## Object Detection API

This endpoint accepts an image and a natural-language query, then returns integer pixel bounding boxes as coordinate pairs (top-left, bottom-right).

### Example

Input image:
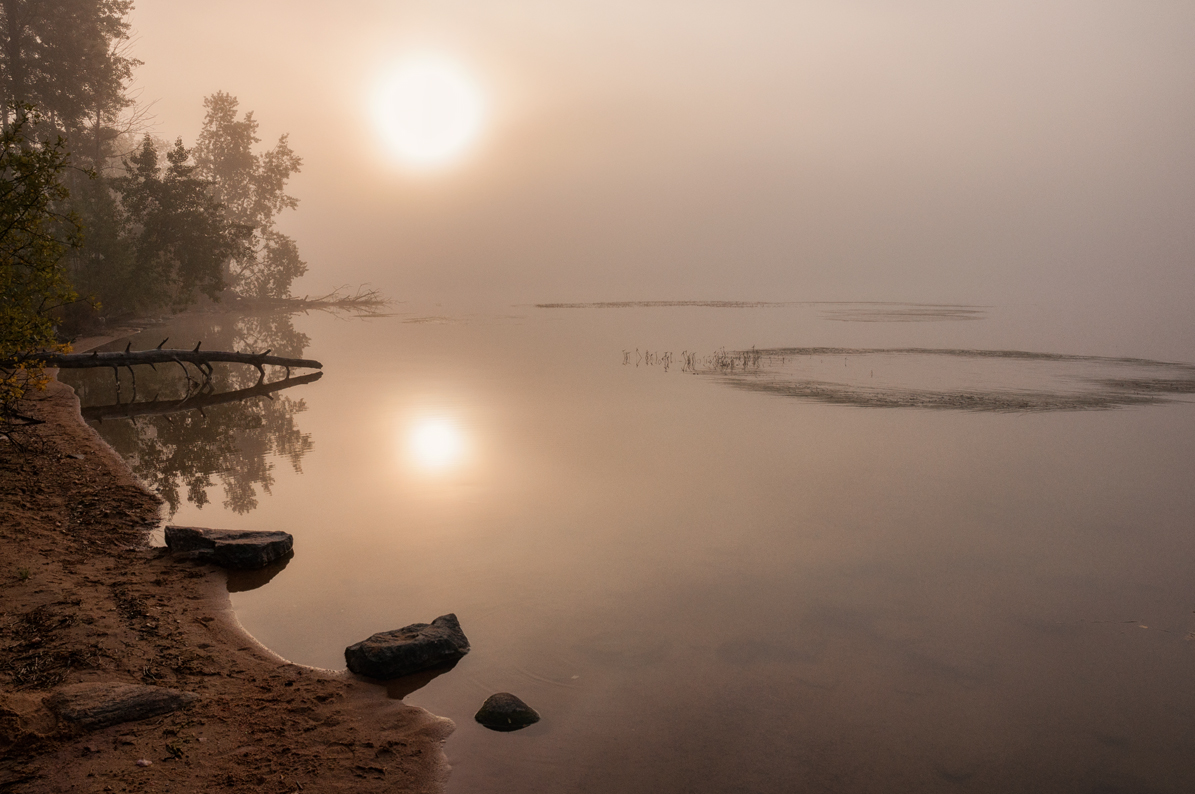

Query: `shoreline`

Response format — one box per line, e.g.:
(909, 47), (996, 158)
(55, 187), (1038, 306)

(0, 377), (453, 792)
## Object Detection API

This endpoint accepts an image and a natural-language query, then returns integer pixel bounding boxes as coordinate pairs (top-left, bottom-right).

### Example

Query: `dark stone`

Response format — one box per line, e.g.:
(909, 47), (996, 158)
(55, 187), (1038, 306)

(345, 614), (470, 680)
(165, 525), (293, 570)
(474, 692), (540, 732)
(47, 683), (197, 730)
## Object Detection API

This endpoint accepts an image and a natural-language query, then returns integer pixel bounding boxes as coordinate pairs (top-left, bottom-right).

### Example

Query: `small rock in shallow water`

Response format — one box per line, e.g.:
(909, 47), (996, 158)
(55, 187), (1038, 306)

(165, 525), (293, 569)
(475, 693), (540, 732)
(345, 614), (470, 680)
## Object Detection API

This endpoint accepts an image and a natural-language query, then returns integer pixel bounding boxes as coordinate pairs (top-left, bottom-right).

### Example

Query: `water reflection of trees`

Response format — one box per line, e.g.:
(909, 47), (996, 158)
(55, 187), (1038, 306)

(63, 312), (317, 516)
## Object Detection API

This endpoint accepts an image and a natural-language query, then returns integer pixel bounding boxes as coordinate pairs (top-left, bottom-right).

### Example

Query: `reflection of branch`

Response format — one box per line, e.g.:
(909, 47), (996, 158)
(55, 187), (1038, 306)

(82, 372), (323, 422)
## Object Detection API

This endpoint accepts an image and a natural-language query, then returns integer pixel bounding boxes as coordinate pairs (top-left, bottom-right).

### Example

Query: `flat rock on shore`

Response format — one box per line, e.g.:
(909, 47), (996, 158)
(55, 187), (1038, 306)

(346, 614), (470, 680)
(46, 682), (197, 730)
(165, 525), (293, 569)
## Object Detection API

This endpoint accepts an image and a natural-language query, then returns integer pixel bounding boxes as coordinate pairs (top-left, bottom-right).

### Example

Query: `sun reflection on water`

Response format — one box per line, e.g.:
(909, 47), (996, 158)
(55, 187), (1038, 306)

(407, 417), (468, 472)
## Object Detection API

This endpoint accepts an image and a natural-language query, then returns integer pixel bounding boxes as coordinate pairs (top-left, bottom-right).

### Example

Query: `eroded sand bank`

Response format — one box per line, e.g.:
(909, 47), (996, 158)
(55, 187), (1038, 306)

(0, 378), (453, 793)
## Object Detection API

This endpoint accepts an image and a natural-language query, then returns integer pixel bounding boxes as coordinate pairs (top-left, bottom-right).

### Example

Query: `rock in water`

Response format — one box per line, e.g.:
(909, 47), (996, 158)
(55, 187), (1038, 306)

(165, 525), (293, 569)
(47, 683), (197, 730)
(475, 693), (540, 732)
(345, 614), (470, 680)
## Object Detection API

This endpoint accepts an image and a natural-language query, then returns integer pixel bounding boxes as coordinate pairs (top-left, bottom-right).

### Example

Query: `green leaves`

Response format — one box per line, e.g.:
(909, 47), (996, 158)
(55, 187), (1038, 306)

(0, 108), (80, 423)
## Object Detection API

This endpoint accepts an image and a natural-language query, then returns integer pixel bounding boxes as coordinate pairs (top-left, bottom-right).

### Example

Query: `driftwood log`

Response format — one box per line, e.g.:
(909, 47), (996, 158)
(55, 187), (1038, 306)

(82, 371), (322, 422)
(47, 682), (198, 730)
(3, 341), (323, 404)
(16, 346), (322, 374)
(5, 340), (320, 392)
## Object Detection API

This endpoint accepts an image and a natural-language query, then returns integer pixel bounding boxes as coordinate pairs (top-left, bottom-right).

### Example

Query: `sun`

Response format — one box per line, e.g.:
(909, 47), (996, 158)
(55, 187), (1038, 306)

(373, 57), (485, 169)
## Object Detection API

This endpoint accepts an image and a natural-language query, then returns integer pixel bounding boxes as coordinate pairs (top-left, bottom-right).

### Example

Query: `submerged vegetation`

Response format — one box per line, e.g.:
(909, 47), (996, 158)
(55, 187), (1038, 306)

(632, 345), (1195, 412)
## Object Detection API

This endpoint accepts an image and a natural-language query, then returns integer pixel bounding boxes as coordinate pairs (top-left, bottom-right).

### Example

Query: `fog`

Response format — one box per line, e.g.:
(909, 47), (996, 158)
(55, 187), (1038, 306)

(129, 1), (1195, 314)
(47, 7), (1195, 789)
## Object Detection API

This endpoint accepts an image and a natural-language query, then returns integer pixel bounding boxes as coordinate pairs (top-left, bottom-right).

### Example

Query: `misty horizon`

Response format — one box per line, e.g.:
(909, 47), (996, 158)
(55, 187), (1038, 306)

(122, 1), (1195, 320)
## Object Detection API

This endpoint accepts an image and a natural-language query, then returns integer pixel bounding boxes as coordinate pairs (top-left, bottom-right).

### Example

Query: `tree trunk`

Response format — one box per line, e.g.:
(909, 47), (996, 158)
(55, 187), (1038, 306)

(13, 348), (322, 372)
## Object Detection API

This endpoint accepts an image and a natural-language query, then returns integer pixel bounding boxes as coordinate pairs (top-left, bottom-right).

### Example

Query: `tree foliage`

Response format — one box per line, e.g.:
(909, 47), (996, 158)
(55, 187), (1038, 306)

(65, 94), (309, 319)
(194, 92), (305, 299)
(118, 136), (253, 310)
(0, 108), (78, 425)
(0, 0), (140, 165)
(68, 135), (254, 315)
(0, 4), (312, 325)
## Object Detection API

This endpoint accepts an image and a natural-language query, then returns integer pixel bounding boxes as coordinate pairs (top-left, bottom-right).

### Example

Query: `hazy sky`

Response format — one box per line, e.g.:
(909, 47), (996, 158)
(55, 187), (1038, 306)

(128, 1), (1195, 308)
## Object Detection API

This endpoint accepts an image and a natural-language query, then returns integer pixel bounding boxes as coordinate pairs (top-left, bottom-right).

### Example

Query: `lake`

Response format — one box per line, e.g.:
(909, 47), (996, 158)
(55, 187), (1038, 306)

(63, 301), (1195, 793)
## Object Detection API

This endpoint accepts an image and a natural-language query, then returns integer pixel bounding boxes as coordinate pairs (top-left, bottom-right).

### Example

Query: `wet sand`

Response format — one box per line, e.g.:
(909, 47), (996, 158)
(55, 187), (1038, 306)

(0, 377), (452, 793)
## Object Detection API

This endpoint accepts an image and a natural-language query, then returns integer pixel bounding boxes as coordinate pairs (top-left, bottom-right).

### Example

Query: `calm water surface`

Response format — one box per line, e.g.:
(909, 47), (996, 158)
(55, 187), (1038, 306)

(65, 303), (1195, 793)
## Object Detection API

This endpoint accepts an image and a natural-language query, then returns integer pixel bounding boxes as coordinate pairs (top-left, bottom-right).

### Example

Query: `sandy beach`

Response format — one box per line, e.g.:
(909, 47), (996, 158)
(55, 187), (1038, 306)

(0, 376), (453, 793)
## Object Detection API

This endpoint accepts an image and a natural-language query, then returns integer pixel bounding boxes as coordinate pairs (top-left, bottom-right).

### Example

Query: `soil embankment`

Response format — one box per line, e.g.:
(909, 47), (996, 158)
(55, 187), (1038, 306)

(0, 378), (452, 793)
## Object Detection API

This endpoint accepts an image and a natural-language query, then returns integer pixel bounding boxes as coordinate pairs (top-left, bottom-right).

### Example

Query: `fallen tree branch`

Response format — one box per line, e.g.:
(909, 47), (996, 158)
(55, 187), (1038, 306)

(82, 371), (323, 422)
(7, 347), (322, 372)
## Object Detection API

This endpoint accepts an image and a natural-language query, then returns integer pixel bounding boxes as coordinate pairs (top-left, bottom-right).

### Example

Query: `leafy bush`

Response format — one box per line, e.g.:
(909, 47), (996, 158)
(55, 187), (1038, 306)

(0, 108), (80, 429)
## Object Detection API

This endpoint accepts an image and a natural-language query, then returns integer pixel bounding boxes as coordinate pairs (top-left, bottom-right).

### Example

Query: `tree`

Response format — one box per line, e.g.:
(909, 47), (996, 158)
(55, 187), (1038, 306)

(0, 0), (140, 165)
(62, 158), (129, 311)
(96, 135), (252, 313)
(193, 92), (305, 299)
(0, 107), (79, 427)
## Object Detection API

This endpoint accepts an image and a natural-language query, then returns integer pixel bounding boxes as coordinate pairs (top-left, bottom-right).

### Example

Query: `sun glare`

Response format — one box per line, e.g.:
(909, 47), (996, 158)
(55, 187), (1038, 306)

(408, 418), (467, 471)
(374, 57), (484, 169)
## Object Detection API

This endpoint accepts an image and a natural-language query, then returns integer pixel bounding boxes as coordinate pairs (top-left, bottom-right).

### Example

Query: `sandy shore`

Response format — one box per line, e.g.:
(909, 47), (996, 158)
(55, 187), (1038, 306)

(0, 377), (453, 792)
